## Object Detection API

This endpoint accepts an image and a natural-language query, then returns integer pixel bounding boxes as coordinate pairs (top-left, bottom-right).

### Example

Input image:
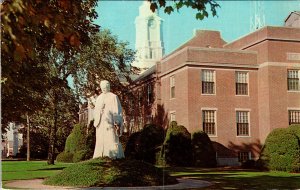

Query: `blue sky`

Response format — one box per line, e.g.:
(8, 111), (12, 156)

(95, 1), (300, 55)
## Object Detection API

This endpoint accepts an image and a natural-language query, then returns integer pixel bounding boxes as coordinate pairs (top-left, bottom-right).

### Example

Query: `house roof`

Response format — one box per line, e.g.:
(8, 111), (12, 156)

(285, 11), (300, 22)
(132, 65), (156, 82)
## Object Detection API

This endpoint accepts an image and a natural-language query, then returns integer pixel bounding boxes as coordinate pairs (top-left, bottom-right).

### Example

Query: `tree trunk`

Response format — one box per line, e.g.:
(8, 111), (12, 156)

(47, 100), (58, 165)
(26, 114), (30, 161)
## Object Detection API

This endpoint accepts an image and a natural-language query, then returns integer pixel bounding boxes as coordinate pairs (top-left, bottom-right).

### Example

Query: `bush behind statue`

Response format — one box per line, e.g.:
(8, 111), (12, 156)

(260, 127), (300, 172)
(125, 124), (164, 164)
(159, 121), (193, 166)
(192, 131), (217, 167)
(56, 122), (95, 163)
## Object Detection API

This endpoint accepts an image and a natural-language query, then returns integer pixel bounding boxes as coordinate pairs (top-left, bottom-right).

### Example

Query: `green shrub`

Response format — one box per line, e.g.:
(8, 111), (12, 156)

(125, 124), (165, 164)
(73, 150), (90, 163)
(57, 122), (95, 163)
(56, 152), (74, 163)
(261, 128), (300, 172)
(159, 121), (192, 166)
(124, 132), (141, 159)
(289, 124), (300, 138)
(64, 124), (86, 154)
(192, 131), (216, 167)
(45, 157), (177, 187)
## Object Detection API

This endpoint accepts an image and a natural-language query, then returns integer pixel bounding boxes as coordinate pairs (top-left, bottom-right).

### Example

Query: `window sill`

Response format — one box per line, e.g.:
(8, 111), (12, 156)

(235, 94), (249, 97)
(236, 135), (251, 138)
(201, 93), (216, 96)
(208, 135), (218, 138)
(170, 98), (176, 100)
(287, 90), (300, 93)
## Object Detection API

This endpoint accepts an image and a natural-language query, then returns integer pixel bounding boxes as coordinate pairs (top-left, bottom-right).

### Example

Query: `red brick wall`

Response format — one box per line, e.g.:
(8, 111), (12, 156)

(160, 67), (189, 128)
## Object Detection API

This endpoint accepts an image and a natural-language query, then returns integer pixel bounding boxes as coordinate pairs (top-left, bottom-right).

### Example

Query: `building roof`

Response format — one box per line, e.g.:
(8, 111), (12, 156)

(224, 26), (300, 50)
(285, 11), (300, 22)
(162, 30), (226, 61)
(133, 65), (156, 82)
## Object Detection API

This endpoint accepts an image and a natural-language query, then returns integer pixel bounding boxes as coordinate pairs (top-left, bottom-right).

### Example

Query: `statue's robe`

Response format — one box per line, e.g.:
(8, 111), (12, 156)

(93, 92), (124, 159)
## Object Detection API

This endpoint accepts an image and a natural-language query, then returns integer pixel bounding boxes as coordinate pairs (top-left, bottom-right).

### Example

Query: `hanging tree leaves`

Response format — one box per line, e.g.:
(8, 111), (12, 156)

(148, 0), (220, 20)
(1, 0), (99, 127)
(73, 30), (136, 99)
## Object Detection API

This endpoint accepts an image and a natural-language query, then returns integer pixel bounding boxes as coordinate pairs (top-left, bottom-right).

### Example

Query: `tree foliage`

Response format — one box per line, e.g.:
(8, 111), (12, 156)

(148, 0), (220, 20)
(1, 0), (99, 128)
(73, 30), (136, 98)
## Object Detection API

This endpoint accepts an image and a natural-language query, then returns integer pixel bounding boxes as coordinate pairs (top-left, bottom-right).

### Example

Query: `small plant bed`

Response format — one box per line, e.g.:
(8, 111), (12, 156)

(44, 157), (177, 187)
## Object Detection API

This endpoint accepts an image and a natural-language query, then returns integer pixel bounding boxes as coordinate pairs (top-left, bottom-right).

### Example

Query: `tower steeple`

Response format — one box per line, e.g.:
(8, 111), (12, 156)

(132, 1), (164, 73)
(250, 1), (266, 32)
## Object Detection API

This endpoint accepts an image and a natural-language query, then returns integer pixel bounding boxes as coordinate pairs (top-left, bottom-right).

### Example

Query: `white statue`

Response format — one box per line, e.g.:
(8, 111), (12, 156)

(92, 80), (125, 159)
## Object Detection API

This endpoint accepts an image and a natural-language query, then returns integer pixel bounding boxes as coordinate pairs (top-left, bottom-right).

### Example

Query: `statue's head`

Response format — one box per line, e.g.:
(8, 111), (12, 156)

(100, 80), (110, 94)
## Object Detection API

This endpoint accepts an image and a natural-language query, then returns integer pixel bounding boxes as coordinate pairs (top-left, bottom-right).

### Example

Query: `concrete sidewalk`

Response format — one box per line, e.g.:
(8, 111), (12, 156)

(4, 178), (212, 190)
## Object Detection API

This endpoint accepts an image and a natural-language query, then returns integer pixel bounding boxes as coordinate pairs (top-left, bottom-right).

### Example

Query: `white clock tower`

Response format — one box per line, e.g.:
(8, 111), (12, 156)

(132, 1), (164, 73)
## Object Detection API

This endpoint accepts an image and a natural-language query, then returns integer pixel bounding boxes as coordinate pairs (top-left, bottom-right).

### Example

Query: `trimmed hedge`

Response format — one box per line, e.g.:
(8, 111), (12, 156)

(289, 124), (300, 138)
(45, 157), (177, 187)
(56, 152), (74, 163)
(65, 124), (86, 153)
(192, 131), (216, 167)
(56, 122), (95, 163)
(125, 124), (164, 164)
(159, 121), (192, 166)
(260, 128), (300, 172)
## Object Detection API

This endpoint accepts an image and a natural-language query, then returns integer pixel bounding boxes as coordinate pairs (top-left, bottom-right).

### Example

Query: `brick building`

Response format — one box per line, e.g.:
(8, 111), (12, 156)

(79, 11), (300, 166)
(131, 14), (300, 165)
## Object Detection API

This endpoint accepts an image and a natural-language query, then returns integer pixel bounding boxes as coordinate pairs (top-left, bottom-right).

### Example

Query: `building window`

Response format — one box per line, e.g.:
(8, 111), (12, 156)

(289, 110), (300, 125)
(202, 70), (215, 94)
(236, 111), (249, 136)
(170, 112), (176, 122)
(147, 84), (152, 105)
(202, 110), (216, 135)
(236, 71), (248, 95)
(170, 76), (175, 98)
(238, 152), (250, 162)
(288, 70), (299, 91)
(138, 90), (142, 107)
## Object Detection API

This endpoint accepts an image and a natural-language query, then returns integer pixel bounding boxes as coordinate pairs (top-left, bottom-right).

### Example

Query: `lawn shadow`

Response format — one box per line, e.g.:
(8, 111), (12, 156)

(33, 167), (67, 171)
(167, 168), (300, 190)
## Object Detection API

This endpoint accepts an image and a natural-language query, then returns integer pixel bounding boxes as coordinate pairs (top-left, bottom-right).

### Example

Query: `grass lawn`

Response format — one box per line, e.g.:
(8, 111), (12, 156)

(167, 167), (300, 189)
(2, 160), (73, 182)
(2, 161), (300, 189)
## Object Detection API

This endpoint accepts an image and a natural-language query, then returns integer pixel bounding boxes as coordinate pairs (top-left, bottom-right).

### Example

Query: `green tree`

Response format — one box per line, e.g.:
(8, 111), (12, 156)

(148, 0), (219, 20)
(73, 30), (136, 120)
(1, 0), (99, 130)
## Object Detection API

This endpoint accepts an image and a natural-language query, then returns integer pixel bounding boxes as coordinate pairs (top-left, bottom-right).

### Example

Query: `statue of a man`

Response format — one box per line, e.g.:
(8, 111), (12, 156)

(92, 80), (125, 159)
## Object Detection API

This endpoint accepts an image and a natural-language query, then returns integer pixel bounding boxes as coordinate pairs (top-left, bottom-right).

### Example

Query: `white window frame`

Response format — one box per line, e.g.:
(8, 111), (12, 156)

(170, 111), (176, 122)
(201, 69), (216, 95)
(287, 69), (300, 92)
(235, 108), (251, 137)
(288, 108), (300, 125)
(170, 75), (175, 99)
(235, 71), (249, 96)
(201, 108), (217, 137)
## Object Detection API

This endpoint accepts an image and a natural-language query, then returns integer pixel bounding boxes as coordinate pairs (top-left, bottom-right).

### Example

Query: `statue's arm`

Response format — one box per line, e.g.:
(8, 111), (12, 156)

(93, 95), (102, 127)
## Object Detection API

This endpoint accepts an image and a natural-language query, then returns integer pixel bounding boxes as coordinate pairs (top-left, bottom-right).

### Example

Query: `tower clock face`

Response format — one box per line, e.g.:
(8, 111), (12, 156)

(148, 19), (156, 28)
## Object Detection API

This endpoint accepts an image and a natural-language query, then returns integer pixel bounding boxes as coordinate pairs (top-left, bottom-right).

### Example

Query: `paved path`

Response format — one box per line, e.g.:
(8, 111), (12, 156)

(4, 178), (212, 190)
